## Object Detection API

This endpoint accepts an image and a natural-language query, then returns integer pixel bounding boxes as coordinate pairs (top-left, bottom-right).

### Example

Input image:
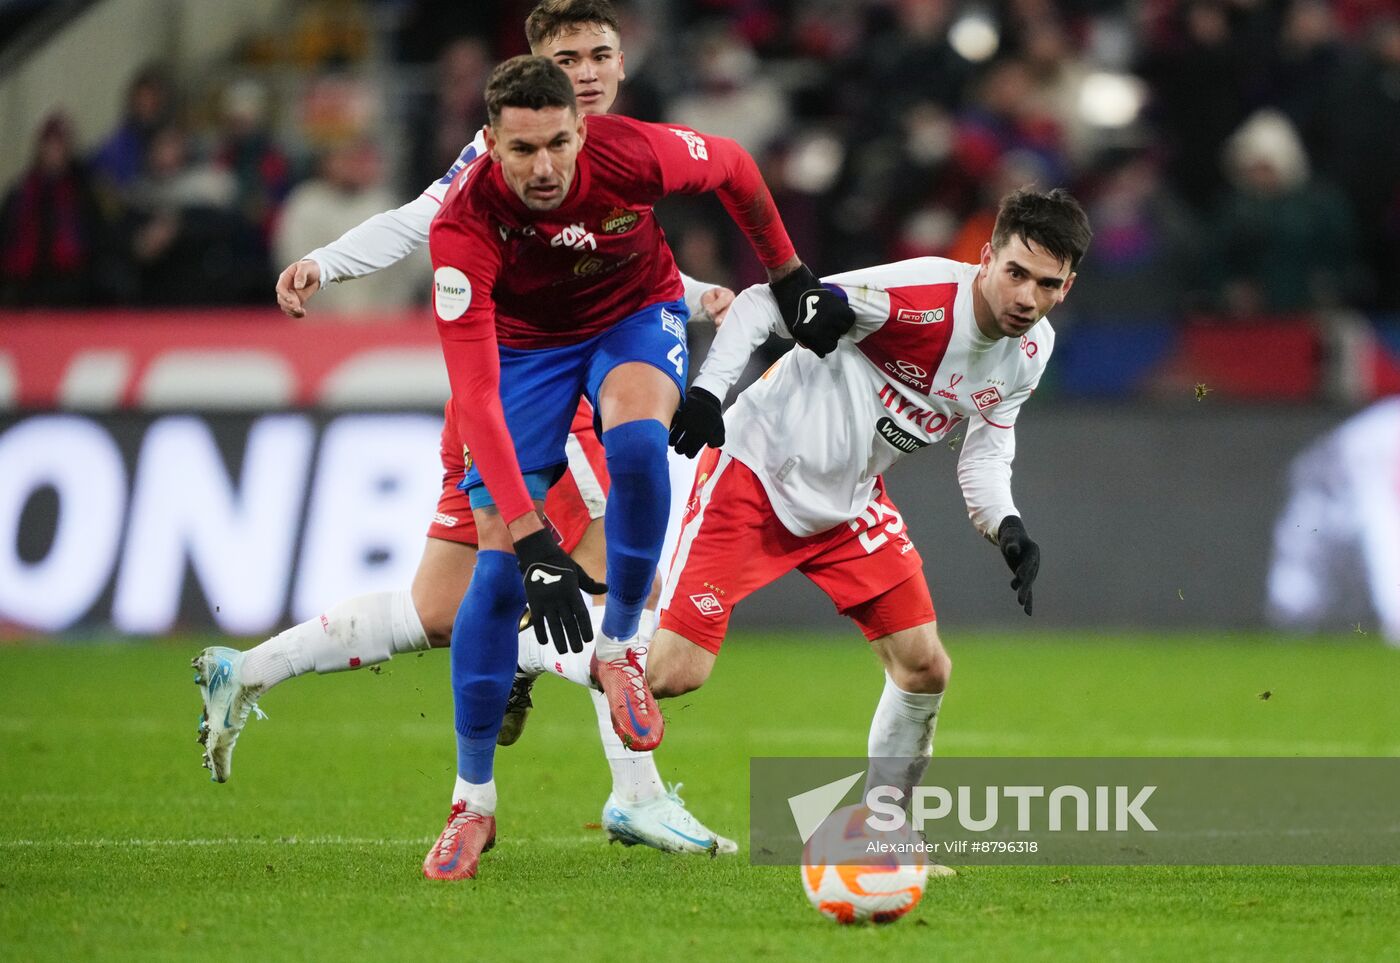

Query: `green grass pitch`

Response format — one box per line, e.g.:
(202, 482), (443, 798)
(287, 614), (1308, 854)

(2, 632), (1397, 961)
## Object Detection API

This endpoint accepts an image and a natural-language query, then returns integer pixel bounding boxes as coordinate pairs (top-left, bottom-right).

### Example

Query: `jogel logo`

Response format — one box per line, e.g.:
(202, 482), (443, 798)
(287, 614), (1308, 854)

(601, 206), (639, 234)
(895, 307), (945, 325)
(875, 417), (928, 453)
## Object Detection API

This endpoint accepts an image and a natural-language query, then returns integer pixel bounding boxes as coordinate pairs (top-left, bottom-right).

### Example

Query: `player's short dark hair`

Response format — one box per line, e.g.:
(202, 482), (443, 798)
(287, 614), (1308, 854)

(991, 188), (1093, 271)
(525, 0), (620, 49)
(484, 55), (577, 125)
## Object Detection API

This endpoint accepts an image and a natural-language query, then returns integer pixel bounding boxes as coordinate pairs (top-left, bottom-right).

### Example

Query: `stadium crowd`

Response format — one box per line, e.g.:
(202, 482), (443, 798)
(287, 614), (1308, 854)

(3, 0), (1399, 317)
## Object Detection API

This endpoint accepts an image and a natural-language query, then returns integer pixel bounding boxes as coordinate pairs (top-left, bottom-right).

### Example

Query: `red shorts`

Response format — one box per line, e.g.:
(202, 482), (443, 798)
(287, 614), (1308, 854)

(427, 398), (609, 552)
(658, 449), (934, 653)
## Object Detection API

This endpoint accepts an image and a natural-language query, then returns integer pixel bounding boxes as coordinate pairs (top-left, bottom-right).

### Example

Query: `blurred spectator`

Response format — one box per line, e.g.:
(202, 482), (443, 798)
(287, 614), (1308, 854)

(667, 24), (789, 156)
(1138, 1), (1252, 212)
(956, 57), (1070, 190)
(1320, 16), (1400, 309)
(298, 74), (383, 152)
(1210, 109), (1359, 315)
(91, 64), (175, 192)
(406, 37), (491, 194)
(0, 114), (112, 307)
(287, 0), (373, 68)
(116, 125), (263, 305)
(1018, 16), (1097, 168)
(1067, 150), (1203, 317)
(940, 149), (1054, 265)
(858, 0), (975, 132)
(273, 138), (427, 316)
(395, 0), (533, 64)
(212, 78), (292, 253)
(610, 5), (665, 122)
(1266, 0), (1345, 168)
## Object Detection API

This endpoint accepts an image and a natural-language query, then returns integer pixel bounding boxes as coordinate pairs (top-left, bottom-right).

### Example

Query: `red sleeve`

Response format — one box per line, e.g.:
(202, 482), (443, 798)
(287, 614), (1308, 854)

(429, 212), (535, 526)
(638, 121), (796, 270)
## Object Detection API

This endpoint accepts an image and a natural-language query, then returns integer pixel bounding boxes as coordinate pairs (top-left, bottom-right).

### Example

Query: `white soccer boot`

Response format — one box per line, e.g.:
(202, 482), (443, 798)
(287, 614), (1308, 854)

(192, 646), (266, 783)
(602, 783), (738, 857)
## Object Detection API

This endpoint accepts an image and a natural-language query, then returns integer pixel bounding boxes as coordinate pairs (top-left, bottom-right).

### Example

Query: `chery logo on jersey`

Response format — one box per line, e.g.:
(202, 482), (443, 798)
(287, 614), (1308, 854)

(972, 386), (1002, 411)
(690, 592), (724, 617)
(858, 282), (958, 396)
(895, 307), (945, 325)
(892, 360), (928, 380)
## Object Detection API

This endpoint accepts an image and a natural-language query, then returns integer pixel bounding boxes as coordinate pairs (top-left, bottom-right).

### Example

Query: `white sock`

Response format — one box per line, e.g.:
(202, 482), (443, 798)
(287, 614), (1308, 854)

(866, 673), (943, 800)
(595, 600), (660, 661)
(452, 776), (497, 815)
(240, 590), (429, 690)
(590, 676), (664, 803)
(638, 607), (659, 643)
(517, 604), (602, 686)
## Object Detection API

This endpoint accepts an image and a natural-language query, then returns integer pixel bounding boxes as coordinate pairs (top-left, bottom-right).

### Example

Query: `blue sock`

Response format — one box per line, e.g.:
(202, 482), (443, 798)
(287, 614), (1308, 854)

(600, 419), (671, 641)
(451, 549), (525, 783)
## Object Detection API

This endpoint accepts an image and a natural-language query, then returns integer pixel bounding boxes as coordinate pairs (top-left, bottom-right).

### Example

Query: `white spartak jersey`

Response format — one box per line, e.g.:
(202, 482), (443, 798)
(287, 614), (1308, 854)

(301, 129), (718, 310)
(690, 257), (1054, 539)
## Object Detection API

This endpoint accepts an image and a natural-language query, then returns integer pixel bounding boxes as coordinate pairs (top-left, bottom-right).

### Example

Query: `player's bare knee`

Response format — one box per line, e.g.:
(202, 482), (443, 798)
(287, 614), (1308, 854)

(646, 629), (713, 698)
(410, 587), (457, 649)
(878, 624), (951, 693)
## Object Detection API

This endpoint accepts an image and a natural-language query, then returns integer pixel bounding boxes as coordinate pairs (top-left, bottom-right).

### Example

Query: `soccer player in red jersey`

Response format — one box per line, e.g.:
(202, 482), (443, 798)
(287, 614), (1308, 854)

(421, 55), (848, 879)
(197, 1), (744, 861)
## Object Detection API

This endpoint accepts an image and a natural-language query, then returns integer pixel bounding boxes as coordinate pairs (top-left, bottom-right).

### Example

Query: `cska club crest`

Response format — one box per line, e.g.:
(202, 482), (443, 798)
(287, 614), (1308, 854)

(600, 206), (640, 234)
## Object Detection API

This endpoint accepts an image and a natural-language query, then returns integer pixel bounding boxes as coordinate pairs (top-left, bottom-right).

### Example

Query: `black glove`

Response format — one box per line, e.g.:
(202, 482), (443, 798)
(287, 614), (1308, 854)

(997, 515), (1040, 616)
(669, 385), (725, 458)
(514, 528), (607, 654)
(769, 264), (855, 358)
(769, 262), (822, 330)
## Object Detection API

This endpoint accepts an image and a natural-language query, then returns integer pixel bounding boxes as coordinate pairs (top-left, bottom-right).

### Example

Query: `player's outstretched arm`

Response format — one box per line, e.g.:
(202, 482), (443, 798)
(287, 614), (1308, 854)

(671, 283), (794, 457)
(275, 193), (442, 316)
(641, 121), (854, 351)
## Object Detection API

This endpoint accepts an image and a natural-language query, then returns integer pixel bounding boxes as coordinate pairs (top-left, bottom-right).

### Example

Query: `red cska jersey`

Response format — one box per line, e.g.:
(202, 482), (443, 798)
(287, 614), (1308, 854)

(430, 114), (793, 348)
(427, 113), (797, 524)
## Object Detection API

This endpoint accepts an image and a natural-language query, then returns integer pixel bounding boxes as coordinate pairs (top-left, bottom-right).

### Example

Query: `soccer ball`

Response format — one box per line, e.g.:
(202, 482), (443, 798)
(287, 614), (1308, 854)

(800, 804), (929, 925)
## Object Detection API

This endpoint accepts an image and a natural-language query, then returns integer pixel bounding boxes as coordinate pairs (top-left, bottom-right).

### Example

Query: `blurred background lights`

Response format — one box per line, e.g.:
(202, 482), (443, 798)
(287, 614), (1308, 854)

(948, 10), (1000, 63)
(1078, 71), (1147, 128)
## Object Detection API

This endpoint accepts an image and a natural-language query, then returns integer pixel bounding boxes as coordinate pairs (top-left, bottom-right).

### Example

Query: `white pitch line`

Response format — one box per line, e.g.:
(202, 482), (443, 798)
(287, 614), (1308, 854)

(1, 715), (1393, 755)
(0, 834), (604, 849)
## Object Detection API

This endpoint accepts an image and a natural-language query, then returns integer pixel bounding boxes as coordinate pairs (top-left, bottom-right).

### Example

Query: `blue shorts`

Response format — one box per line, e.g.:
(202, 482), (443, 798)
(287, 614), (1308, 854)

(462, 299), (689, 507)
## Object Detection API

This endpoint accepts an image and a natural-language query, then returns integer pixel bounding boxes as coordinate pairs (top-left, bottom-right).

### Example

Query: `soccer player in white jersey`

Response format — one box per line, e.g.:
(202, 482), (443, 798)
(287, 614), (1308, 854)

(536, 188), (1091, 806)
(191, 0), (738, 856)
